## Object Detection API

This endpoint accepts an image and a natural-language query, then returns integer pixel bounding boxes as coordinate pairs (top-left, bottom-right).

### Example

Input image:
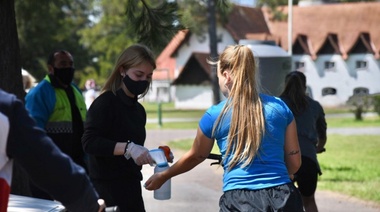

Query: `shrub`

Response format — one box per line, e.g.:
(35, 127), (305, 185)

(372, 94), (380, 117)
(346, 94), (372, 120)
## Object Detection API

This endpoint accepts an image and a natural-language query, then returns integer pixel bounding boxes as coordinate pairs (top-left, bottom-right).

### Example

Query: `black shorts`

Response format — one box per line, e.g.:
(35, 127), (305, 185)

(219, 183), (304, 212)
(294, 156), (318, 197)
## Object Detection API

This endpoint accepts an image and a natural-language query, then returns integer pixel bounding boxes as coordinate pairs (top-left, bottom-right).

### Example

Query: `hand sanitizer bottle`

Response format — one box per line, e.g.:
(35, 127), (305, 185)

(153, 163), (171, 200)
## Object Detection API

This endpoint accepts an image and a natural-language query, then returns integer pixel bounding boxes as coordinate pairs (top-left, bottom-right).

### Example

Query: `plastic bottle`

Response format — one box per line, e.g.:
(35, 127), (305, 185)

(153, 163), (171, 200)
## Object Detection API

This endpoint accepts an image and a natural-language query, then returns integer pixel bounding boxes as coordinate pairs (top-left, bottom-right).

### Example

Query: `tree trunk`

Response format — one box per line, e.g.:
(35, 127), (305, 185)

(355, 106), (363, 121)
(0, 0), (31, 196)
(0, 0), (25, 98)
(207, 0), (221, 105)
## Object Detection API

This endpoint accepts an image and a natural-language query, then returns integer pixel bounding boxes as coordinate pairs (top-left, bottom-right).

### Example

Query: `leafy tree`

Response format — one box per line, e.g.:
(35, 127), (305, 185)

(124, 0), (230, 104)
(346, 94), (373, 121)
(125, 0), (185, 53)
(15, 0), (96, 85)
(78, 0), (140, 86)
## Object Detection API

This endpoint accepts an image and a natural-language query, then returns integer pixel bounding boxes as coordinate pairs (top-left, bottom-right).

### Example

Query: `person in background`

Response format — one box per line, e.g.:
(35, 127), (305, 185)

(25, 50), (88, 199)
(21, 69), (37, 93)
(82, 44), (157, 212)
(0, 89), (105, 212)
(84, 79), (98, 109)
(280, 71), (327, 212)
(145, 45), (304, 211)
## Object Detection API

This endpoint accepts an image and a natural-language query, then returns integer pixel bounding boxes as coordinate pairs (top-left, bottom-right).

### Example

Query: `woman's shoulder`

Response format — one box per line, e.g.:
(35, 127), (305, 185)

(260, 93), (285, 105)
(97, 90), (116, 100)
(306, 96), (324, 112)
(89, 91), (116, 108)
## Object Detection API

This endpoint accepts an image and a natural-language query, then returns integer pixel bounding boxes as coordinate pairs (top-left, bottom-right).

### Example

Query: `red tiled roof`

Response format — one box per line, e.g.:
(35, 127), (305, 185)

(154, 30), (190, 80)
(224, 5), (271, 42)
(263, 2), (380, 59)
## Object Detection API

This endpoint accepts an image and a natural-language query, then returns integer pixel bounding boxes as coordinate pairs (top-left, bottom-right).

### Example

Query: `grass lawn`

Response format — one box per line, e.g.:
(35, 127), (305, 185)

(326, 116), (380, 128)
(318, 134), (380, 204)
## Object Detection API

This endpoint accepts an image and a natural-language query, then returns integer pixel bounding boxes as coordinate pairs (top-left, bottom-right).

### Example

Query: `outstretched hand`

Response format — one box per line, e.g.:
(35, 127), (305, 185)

(144, 172), (167, 191)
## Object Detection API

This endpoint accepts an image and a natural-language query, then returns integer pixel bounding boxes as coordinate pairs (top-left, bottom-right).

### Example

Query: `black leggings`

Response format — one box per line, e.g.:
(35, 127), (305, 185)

(294, 156), (318, 197)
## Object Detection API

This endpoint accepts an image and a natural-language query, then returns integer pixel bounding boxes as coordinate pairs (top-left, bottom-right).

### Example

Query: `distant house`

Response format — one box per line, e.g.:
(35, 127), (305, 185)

(265, 2), (380, 107)
(145, 2), (380, 109)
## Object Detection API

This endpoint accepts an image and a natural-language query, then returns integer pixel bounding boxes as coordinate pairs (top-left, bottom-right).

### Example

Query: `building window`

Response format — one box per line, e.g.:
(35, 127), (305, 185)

(356, 60), (367, 69)
(324, 61), (335, 71)
(322, 87), (337, 96)
(295, 61), (305, 69)
(353, 87), (369, 95)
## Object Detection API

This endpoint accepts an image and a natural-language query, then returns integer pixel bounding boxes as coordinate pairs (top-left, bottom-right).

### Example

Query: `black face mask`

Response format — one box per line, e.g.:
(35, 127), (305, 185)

(123, 75), (149, 96)
(54, 67), (75, 85)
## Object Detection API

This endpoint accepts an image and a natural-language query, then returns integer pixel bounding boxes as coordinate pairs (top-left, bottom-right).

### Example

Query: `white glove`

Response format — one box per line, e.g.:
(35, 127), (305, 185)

(125, 142), (154, 166)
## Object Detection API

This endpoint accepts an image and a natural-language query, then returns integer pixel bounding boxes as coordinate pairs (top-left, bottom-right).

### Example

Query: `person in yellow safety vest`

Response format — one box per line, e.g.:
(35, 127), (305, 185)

(25, 50), (87, 200)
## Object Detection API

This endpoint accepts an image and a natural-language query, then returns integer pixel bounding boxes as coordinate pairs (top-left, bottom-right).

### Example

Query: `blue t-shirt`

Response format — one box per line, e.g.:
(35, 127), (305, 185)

(199, 94), (294, 192)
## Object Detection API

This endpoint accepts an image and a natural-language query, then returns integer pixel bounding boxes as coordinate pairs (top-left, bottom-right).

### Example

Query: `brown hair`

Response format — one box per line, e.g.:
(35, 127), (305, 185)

(101, 44), (156, 97)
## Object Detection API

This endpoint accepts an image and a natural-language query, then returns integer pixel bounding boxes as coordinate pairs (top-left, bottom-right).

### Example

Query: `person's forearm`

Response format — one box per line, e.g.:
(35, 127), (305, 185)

(163, 149), (205, 180)
(285, 153), (301, 175)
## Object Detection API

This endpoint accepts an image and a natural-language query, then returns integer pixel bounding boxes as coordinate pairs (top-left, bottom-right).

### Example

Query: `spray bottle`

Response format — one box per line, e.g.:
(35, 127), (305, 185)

(149, 148), (171, 200)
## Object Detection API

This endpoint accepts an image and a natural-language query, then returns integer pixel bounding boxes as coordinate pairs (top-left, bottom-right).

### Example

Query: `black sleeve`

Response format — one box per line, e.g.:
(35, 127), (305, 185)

(4, 92), (99, 212)
(315, 102), (327, 141)
(82, 92), (118, 156)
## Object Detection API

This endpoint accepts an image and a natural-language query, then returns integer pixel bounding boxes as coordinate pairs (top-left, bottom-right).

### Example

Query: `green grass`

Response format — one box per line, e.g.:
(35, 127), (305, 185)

(318, 135), (380, 204)
(326, 116), (380, 128)
(168, 138), (220, 154)
(143, 102), (205, 119)
(142, 101), (380, 129)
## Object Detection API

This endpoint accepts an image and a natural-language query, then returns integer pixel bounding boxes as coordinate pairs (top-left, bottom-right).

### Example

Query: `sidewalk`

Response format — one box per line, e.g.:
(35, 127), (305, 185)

(141, 129), (380, 212)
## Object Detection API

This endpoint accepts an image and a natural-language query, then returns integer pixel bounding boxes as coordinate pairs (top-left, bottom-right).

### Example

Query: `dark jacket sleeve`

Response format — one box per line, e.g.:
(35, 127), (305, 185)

(2, 91), (99, 212)
(315, 101), (327, 141)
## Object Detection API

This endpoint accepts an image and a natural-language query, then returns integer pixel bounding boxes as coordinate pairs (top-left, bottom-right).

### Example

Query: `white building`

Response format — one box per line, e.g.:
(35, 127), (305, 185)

(146, 2), (380, 109)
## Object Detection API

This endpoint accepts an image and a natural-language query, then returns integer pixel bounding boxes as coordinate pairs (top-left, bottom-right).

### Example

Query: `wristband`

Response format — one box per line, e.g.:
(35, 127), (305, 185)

(124, 140), (132, 159)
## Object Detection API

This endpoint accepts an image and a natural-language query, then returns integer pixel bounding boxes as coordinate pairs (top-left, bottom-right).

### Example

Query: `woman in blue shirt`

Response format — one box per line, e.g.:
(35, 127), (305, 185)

(145, 45), (303, 211)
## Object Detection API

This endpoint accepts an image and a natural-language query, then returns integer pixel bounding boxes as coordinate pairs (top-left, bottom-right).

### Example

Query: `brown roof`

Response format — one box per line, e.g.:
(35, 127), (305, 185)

(224, 5), (271, 42)
(263, 2), (380, 59)
(154, 30), (190, 80)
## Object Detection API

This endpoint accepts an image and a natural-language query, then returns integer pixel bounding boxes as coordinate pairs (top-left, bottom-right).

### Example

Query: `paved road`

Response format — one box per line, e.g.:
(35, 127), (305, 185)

(141, 129), (380, 212)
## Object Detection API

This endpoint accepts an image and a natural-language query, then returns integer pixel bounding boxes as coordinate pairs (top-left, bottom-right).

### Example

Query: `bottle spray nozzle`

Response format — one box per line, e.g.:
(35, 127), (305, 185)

(149, 149), (168, 167)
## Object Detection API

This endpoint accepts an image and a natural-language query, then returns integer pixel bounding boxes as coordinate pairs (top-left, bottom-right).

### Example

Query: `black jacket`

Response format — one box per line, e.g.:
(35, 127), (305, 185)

(82, 89), (146, 180)
(0, 89), (99, 212)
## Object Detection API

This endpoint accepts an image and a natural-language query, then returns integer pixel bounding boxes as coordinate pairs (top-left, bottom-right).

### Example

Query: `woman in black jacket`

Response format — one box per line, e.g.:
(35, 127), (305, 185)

(82, 44), (156, 212)
(280, 71), (327, 212)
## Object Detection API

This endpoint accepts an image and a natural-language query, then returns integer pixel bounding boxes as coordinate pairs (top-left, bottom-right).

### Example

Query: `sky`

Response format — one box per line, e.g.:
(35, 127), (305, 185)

(232, 0), (257, 7)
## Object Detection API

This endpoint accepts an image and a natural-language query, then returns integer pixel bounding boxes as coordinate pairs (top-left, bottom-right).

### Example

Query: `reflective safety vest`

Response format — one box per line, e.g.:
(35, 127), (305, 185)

(44, 76), (87, 134)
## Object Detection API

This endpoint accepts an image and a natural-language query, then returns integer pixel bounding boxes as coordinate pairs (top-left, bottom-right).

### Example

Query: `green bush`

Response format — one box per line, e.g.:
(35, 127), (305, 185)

(372, 94), (380, 117)
(346, 94), (372, 120)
